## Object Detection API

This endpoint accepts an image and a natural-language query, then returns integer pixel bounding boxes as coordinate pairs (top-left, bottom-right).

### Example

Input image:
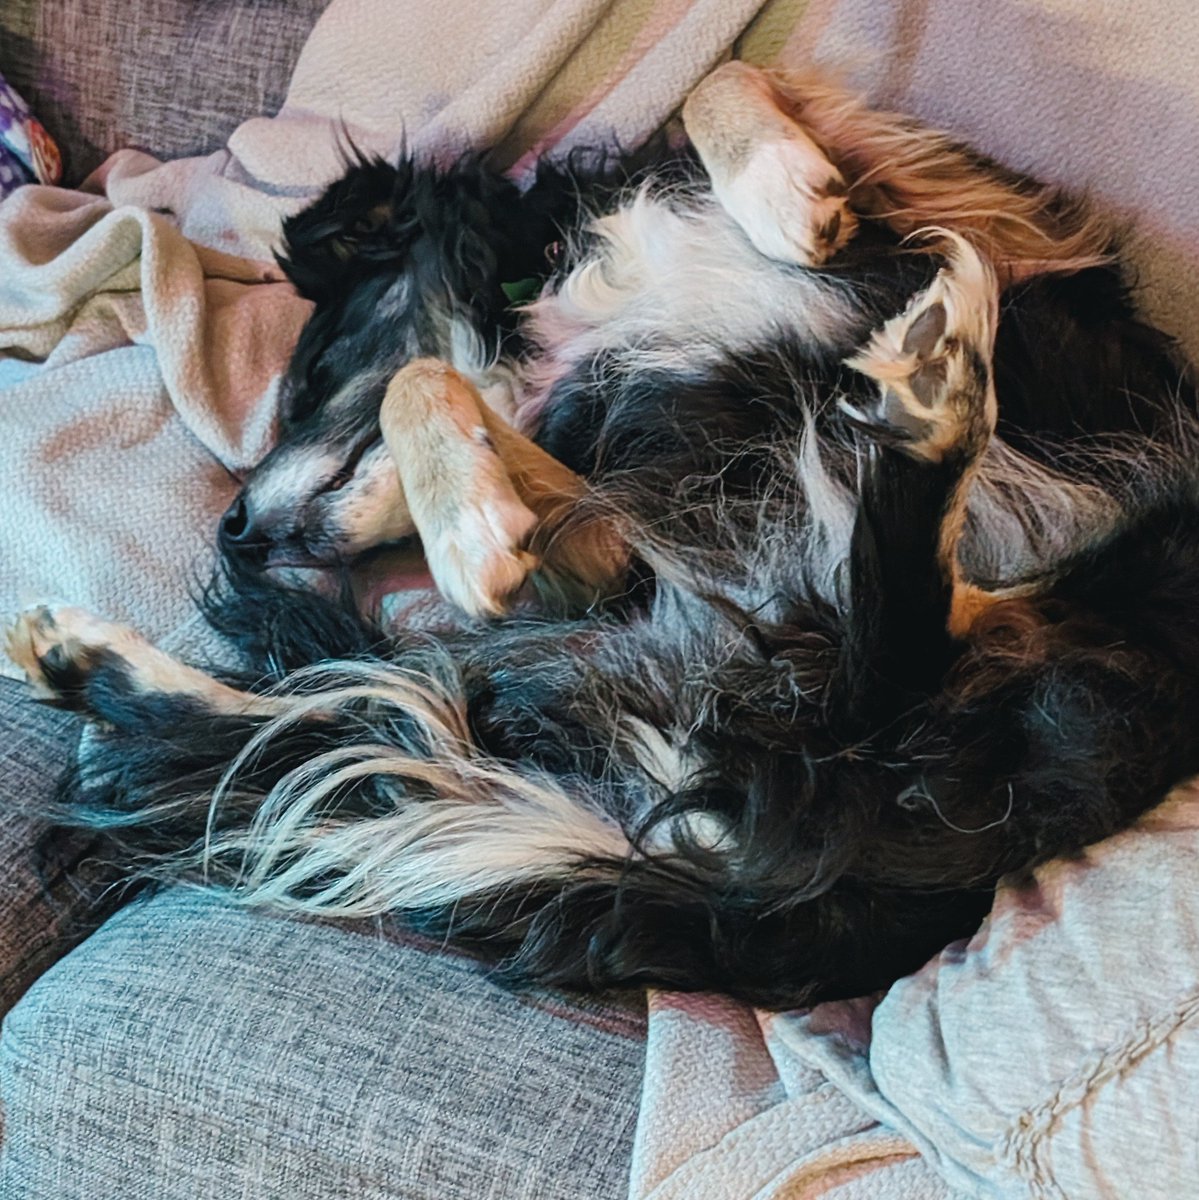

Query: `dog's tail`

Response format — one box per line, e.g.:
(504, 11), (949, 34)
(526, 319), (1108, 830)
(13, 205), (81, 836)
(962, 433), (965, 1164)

(52, 650), (632, 902)
(52, 649), (988, 1007)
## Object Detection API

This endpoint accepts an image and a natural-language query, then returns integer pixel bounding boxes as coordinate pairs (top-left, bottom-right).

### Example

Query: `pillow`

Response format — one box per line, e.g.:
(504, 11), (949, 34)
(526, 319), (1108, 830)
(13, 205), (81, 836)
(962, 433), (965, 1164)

(863, 781), (1199, 1197)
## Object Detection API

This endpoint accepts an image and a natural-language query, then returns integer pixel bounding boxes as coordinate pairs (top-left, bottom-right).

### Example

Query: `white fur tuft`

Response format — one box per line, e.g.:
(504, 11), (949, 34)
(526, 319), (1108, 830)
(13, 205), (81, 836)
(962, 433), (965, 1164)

(196, 662), (632, 916)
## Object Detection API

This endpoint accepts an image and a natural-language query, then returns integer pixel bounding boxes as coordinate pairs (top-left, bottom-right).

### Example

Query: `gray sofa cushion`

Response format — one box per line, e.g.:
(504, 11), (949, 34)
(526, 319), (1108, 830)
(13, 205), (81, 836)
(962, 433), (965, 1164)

(0, 0), (332, 183)
(0, 678), (93, 1017)
(0, 888), (645, 1198)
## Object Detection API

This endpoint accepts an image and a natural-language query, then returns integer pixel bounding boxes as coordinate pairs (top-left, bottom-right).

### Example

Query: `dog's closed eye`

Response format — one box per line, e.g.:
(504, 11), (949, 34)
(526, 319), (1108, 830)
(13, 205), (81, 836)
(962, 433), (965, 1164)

(322, 436), (381, 495)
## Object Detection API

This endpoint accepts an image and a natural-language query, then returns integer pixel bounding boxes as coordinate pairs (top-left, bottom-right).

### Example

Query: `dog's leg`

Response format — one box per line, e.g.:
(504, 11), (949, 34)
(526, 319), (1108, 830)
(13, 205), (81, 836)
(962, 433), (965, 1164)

(834, 234), (1001, 724)
(6, 605), (288, 721)
(682, 60), (858, 267)
(707, 62), (1112, 280)
(381, 360), (626, 616)
(380, 360), (537, 618)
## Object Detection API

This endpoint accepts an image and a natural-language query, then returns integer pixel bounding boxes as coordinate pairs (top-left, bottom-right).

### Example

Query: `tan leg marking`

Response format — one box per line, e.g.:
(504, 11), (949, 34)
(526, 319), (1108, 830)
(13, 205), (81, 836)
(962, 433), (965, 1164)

(381, 360), (626, 618)
(473, 403), (628, 605)
(6, 606), (287, 717)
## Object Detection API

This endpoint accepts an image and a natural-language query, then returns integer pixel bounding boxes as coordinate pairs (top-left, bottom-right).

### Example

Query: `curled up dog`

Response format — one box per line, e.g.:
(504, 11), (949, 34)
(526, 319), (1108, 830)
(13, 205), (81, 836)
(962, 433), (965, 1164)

(9, 65), (1199, 1008)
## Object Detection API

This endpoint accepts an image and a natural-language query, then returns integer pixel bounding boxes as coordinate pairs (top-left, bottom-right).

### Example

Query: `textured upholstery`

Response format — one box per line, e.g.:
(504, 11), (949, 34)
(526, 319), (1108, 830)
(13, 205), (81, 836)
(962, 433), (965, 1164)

(0, 0), (331, 182)
(0, 889), (645, 1198)
(0, 678), (92, 1017)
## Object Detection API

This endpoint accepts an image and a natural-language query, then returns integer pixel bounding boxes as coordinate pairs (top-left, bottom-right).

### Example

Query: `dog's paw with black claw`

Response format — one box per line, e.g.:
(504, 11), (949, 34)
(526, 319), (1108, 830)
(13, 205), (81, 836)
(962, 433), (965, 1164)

(683, 62), (858, 268)
(841, 232), (999, 462)
(717, 135), (857, 268)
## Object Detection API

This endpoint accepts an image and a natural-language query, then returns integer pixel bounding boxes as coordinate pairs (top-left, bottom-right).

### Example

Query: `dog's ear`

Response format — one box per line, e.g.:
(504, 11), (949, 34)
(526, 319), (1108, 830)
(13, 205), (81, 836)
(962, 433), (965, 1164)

(277, 158), (416, 303)
(277, 153), (564, 313)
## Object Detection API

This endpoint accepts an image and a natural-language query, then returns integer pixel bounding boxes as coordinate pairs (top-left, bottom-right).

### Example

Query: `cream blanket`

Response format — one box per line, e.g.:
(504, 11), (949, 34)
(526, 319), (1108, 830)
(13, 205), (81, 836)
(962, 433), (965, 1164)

(3, 2), (1199, 1198)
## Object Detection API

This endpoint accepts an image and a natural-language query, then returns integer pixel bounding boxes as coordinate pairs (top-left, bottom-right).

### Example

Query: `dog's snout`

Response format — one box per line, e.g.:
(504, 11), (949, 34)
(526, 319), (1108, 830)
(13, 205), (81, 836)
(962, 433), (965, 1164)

(220, 495), (260, 547)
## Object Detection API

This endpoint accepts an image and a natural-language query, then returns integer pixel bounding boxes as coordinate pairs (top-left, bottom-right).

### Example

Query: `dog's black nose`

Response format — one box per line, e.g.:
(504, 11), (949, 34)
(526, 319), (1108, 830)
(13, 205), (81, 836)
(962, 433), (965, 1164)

(220, 496), (256, 544)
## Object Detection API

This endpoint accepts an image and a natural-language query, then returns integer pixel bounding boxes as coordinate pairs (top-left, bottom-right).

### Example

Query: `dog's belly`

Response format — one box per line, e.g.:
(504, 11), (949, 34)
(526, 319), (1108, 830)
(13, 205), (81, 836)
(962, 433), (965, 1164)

(512, 193), (858, 430)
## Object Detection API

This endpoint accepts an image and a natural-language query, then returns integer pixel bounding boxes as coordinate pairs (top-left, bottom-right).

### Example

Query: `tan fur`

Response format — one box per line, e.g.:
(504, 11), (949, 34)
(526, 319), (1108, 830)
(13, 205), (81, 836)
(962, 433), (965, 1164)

(757, 64), (1113, 281)
(948, 584), (1039, 640)
(685, 63), (1111, 282)
(381, 360), (626, 617)
(6, 606), (289, 717)
(473, 401), (629, 602)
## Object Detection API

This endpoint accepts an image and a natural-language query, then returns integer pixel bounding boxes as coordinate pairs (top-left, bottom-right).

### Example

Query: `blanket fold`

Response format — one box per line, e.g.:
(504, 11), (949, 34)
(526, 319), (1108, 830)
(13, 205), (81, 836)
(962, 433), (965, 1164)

(0, 183), (308, 657)
(631, 992), (955, 1199)
(0, 186), (303, 469)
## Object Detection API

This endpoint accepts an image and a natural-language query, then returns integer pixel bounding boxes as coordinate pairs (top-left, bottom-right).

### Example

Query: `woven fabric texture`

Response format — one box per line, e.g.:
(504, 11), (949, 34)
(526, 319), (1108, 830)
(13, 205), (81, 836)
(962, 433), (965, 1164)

(0, 0), (332, 183)
(0, 887), (646, 1198)
(0, 678), (91, 1018)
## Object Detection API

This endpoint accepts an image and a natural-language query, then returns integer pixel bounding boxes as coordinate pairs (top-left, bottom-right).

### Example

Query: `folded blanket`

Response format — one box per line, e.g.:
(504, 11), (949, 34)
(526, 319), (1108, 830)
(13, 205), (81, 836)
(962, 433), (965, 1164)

(98, 0), (776, 262)
(0, 188), (309, 662)
(632, 993), (957, 1199)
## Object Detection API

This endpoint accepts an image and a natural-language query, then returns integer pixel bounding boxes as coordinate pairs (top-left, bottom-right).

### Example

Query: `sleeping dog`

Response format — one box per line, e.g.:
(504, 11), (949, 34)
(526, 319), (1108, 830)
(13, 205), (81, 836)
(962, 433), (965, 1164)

(9, 65), (1199, 1007)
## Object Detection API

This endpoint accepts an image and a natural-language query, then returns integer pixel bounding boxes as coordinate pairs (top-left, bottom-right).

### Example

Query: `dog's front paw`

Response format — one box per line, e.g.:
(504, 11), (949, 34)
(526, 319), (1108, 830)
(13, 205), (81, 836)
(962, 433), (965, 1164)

(382, 359), (543, 620)
(841, 233), (999, 462)
(716, 135), (857, 267)
(423, 483), (540, 620)
(5, 604), (131, 707)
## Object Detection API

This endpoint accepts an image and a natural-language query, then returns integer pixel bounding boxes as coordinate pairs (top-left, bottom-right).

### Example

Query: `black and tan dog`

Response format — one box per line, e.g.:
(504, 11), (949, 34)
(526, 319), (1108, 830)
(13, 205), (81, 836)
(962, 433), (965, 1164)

(9, 65), (1199, 1007)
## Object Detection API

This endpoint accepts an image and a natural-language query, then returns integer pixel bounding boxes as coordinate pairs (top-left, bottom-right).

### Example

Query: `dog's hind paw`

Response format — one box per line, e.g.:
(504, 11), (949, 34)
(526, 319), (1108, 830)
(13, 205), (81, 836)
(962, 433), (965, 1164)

(684, 62), (857, 267)
(842, 233), (999, 462)
(719, 134), (856, 267)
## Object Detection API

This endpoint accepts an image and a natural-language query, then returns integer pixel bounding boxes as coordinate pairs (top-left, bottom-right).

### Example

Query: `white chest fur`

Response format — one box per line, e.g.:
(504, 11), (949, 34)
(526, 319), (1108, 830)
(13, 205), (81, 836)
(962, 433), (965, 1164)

(514, 190), (857, 427)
